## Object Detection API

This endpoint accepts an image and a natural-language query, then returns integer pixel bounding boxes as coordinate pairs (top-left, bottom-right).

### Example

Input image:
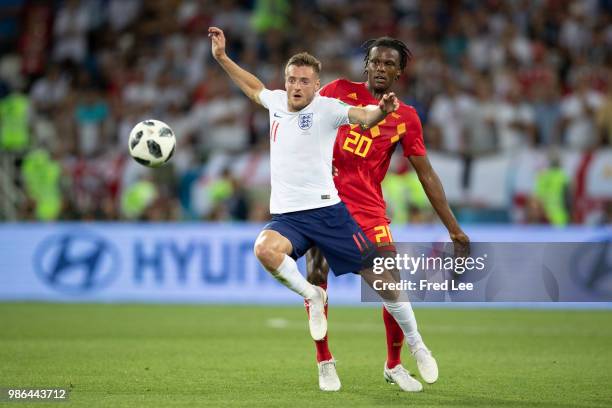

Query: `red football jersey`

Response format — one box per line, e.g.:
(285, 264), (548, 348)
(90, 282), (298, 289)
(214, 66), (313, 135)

(319, 79), (427, 231)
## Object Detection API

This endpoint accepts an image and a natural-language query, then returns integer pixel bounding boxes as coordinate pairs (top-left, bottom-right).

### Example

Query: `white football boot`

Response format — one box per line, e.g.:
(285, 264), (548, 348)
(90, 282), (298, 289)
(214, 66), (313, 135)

(307, 286), (327, 341)
(383, 363), (423, 392)
(412, 344), (439, 384)
(318, 359), (341, 391)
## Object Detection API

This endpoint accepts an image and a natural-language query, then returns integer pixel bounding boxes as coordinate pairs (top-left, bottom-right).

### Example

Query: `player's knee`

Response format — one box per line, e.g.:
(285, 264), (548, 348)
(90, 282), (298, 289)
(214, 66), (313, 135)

(254, 230), (292, 271)
(253, 241), (277, 270)
(253, 241), (271, 263)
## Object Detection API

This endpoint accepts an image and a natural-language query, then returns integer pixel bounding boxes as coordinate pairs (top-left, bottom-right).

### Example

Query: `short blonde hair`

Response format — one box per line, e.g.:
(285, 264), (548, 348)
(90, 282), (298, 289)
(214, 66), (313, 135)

(285, 52), (321, 75)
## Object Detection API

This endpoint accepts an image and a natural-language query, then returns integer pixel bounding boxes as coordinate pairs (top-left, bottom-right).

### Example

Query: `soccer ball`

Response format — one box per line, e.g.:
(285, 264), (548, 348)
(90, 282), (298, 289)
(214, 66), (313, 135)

(128, 119), (176, 167)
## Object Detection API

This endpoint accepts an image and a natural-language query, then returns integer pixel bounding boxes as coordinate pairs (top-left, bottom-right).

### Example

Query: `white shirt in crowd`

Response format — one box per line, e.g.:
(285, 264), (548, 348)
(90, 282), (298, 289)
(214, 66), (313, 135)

(53, 2), (91, 63)
(199, 96), (248, 152)
(560, 91), (603, 149)
(494, 101), (535, 151)
(429, 93), (475, 153)
(258, 89), (350, 214)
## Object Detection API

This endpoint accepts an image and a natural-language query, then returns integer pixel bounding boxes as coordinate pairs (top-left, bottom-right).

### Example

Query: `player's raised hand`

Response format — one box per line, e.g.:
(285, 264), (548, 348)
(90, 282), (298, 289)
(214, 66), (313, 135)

(208, 26), (226, 60)
(379, 92), (399, 114)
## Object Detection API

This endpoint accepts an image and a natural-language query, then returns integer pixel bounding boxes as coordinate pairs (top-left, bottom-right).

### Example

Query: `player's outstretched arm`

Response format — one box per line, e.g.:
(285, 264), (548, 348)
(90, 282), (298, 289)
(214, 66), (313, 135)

(348, 92), (399, 128)
(208, 27), (265, 105)
(409, 155), (470, 257)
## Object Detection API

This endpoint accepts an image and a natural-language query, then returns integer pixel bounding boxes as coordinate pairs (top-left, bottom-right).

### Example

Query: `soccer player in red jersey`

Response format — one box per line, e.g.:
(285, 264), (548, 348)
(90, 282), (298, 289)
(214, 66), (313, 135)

(305, 37), (470, 392)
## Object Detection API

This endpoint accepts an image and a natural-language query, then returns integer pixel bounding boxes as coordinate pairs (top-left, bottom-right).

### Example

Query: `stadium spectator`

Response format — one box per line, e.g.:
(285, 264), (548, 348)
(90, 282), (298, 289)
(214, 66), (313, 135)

(29, 64), (69, 117)
(493, 80), (536, 151)
(531, 79), (562, 146)
(596, 84), (612, 145)
(0, 83), (30, 152)
(0, 0), (610, 223)
(21, 148), (61, 220)
(52, 0), (93, 63)
(533, 155), (571, 226)
(196, 75), (249, 153)
(560, 75), (604, 149)
(462, 77), (498, 155)
(428, 79), (473, 154)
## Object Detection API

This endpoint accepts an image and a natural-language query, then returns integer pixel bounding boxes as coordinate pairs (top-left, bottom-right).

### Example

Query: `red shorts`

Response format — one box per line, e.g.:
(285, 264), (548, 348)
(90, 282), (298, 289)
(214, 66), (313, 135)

(361, 219), (396, 252)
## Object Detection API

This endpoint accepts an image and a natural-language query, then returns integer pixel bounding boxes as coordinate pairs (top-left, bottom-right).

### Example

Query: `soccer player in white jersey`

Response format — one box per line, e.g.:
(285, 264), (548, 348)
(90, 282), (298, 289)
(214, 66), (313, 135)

(209, 27), (431, 392)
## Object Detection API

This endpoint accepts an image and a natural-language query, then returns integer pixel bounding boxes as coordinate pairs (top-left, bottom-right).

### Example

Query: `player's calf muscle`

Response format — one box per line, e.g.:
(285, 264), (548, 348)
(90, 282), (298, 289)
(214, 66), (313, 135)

(306, 248), (329, 285)
(307, 269), (327, 285)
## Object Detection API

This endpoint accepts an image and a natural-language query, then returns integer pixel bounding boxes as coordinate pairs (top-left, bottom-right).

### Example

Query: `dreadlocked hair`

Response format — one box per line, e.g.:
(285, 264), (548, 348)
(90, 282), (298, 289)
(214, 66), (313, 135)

(362, 37), (412, 71)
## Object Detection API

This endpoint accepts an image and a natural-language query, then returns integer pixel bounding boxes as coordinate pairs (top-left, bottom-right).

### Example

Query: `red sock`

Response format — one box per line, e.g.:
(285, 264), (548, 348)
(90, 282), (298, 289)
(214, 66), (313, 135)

(304, 283), (332, 362)
(383, 305), (404, 369)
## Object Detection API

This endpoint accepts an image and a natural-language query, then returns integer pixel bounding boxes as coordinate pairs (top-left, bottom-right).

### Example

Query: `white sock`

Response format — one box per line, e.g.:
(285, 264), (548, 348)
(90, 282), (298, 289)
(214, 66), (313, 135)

(272, 254), (317, 300)
(383, 301), (423, 350)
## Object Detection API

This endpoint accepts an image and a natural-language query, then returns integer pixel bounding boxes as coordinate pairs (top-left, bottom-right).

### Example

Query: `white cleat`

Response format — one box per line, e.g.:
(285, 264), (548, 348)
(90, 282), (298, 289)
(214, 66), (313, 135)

(383, 363), (423, 392)
(318, 359), (341, 391)
(307, 286), (328, 341)
(412, 346), (438, 384)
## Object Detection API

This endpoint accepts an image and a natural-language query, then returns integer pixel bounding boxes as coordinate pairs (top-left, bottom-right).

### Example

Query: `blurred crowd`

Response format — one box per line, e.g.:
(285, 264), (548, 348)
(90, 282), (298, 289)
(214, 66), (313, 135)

(0, 0), (611, 225)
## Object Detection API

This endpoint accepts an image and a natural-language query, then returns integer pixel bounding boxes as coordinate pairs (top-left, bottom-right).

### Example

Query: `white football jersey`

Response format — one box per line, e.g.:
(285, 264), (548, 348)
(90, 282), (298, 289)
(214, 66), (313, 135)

(259, 88), (350, 214)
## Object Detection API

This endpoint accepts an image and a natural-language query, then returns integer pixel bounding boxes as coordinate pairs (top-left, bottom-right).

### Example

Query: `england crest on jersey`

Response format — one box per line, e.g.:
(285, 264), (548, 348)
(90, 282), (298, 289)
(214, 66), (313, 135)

(298, 113), (313, 130)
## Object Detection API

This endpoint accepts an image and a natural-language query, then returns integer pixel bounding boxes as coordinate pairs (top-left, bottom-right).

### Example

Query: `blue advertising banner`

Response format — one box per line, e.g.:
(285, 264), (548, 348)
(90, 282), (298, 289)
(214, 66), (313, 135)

(0, 223), (610, 304)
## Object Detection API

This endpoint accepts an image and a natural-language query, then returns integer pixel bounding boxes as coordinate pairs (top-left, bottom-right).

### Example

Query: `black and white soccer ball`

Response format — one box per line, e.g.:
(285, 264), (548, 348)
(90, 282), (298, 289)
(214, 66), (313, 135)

(128, 119), (176, 167)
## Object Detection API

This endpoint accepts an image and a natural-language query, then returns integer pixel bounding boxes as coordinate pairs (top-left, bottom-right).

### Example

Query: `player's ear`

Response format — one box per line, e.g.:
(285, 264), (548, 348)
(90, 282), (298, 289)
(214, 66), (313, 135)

(315, 78), (320, 91)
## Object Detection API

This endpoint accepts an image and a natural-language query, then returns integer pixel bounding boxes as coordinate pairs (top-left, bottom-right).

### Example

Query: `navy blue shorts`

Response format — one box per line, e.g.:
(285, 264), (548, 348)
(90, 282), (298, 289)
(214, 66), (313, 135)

(263, 202), (376, 276)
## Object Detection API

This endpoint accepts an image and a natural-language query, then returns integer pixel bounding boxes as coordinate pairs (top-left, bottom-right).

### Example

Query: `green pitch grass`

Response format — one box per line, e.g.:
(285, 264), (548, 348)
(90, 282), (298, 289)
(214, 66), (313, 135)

(1, 304), (610, 408)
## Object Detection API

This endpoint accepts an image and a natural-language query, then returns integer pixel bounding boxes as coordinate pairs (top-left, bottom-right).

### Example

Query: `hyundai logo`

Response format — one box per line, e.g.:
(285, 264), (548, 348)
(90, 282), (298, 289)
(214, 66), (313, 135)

(33, 230), (120, 294)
